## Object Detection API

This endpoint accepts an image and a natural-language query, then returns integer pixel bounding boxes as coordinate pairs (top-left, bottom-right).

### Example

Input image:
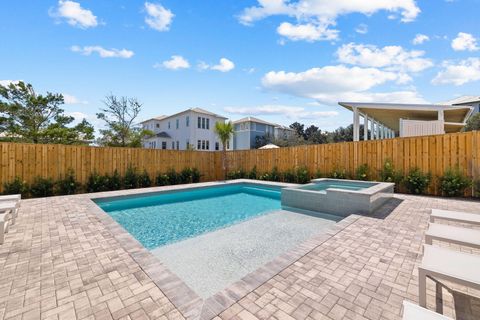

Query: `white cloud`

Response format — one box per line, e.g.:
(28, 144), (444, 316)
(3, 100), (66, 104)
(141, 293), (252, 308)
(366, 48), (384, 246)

(336, 43), (433, 73)
(355, 23), (368, 34)
(432, 58), (480, 86)
(63, 94), (88, 104)
(199, 58), (235, 72)
(0, 80), (21, 87)
(412, 34), (429, 45)
(144, 2), (174, 31)
(261, 65), (426, 104)
(451, 32), (479, 51)
(238, 0), (420, 42)
(156, 55), (190, 70)
(71, 45), (134, 58)
(224, 105), (338, 119)
(50, 0), (98, 29)
(277, 22), (338, 42)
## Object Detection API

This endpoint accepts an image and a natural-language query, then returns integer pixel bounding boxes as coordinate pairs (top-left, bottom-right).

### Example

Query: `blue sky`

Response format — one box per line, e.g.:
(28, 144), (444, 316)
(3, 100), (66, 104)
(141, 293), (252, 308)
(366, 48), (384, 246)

(1, 0), (479, 131)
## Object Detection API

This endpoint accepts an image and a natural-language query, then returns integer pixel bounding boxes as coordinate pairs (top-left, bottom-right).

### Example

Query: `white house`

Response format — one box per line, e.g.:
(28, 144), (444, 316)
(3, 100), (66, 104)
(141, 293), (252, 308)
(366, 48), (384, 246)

(441, 96), (480, 115)
(339, 102), (474, 141)
(141, 108), (228, 151)
(231, 117), (295, 150)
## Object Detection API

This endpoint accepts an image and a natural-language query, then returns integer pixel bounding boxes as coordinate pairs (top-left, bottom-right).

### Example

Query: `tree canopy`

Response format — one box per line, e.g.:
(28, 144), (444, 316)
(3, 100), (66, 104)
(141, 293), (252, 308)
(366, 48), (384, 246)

(464, 113), (480, 132)
(0, 81), (94, 144)
(96, 95), (151, 147)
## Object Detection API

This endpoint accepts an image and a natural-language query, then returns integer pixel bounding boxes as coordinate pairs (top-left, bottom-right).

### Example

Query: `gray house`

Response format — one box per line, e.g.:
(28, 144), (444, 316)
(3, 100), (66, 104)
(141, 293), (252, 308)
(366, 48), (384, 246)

(232, 117), (294, 150)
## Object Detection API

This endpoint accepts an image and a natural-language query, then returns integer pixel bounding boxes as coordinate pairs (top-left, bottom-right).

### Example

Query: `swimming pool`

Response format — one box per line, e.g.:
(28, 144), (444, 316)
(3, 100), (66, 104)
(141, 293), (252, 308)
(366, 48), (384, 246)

(298, 180), (377, 193)
(95, 183), (282, 249)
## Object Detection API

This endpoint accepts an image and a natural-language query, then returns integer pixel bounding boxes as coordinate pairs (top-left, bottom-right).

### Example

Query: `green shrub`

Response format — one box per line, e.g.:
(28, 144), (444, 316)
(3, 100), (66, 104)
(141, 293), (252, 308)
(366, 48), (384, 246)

(227, 169), (247, 180)
(107, 170), (122, 190)
(475, 180), (480, 198)
(138, 170), (152, 188)
(191, 168), (201, 183)
(439, 168), (472, 197)
(3, 177), (29, 197)
(86, 171), (110, 192)
(166, 168), (178, 185)
(269, 167), (281, 182)
(330, 168), (348, 179)
(30, 177), (54, 198)
(258, 172), (270, 180)
(379, 159), (402, 183)
(355, 164), (370, 181)
(282, 169), (296, 183)
(155, 172), (170, 186)
(296, 166), (310, 184)
(248, 166), (258, 179)
(314, 170), (323, 178)
(55, 169), (79, 195)
(124, 166), (139, 189)
(404, 167), (431, 195)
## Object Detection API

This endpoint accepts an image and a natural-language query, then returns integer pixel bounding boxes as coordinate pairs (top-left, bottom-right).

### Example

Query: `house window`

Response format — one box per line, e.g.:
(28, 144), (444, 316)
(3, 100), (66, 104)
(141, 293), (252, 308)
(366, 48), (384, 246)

(186, 139), (190, 149)
(202, 118), (206, 129)
(206, 119), (210, 130)
(156, 123), (160, 128)
(206, 140), (210, 150)
(176, 119), (179, 129)
(227, 140), (230, 149)
(171, 141), (175, 149)
(186, 116), (189, 127)
(176, 141), (179, 150)
(198, 117), (201, 128)
(168, 122), (171, 129)
(201, 140), (205, 150)
(215, 142), (219, 150)
(197, 140), (201, 150)
(162, 141), (167, 149)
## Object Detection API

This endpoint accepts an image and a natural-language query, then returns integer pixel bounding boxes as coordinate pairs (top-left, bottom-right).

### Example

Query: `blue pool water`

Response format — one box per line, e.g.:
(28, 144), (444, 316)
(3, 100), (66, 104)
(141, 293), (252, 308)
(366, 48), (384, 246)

(299, 180), (376, 192)
(95, 184), (282, 249)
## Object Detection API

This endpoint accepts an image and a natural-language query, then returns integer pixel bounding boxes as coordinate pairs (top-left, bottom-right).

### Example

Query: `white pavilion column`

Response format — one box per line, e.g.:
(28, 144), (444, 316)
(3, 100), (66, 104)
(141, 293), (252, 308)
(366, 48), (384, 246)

(353, 107), (360, 141)
(438, 109), (444, 121)
(379, 124), (384, 139)
(370, 119), (375, 140)
(364, 114), (369, 141)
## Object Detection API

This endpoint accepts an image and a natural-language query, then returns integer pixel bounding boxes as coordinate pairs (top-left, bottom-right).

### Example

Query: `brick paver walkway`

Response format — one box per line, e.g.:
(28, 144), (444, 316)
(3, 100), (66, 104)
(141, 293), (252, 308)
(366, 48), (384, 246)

(0, 186), (479, 320)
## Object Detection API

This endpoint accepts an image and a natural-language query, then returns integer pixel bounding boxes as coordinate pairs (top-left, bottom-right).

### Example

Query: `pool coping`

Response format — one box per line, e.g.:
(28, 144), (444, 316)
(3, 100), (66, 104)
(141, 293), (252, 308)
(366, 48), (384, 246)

(83, 179), (360, 320)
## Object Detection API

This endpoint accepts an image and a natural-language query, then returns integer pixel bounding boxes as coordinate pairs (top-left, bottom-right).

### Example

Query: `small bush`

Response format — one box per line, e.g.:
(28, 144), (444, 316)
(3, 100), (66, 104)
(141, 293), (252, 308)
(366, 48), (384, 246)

(282, 169), (296, 183)
(314, 170), (323, 178)
(439, 168), (472, 197)
(138, 170), (152, 188)
(191, 168), (201, 183)
(248, 166), (258, 180)
(296, 166), (310, 184)
(379, 159), (402, 183)
(155, 172), (170, 186)
(404, 167), (431, 195)
(330, 168), (348, 179)
(124, 166), (139, 189)
(3, 177), (29, 197)
(475, 180), (480, 198)
(166, 168), (178, 185)
(30, 177), (54, 198)
(355, 164), (370, 181)
(107, 170), (122, 190)
(258, 172), (270, 181)
(86, 171), (110, 192)
(269, 167), (281, 182)
(55, 169), (79, 195)
(227, 169), (246, 180)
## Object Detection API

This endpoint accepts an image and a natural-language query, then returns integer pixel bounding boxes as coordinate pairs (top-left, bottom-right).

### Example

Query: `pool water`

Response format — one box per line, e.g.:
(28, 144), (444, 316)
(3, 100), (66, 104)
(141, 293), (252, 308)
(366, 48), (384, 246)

(300, 180), (377, 192)
(95, 184), (282, 249)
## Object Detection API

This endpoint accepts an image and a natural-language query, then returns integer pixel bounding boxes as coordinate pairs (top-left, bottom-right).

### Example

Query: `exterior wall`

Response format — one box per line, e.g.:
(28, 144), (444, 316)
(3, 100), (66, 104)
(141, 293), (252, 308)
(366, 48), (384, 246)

(399, 119), (445, 138)
(142, 111), (225, 151)
(233, 120), (290, 150)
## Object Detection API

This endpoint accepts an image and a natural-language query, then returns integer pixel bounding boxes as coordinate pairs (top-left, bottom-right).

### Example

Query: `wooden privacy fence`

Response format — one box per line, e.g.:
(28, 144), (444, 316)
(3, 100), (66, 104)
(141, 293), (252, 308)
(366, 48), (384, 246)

(0, 131), (479, 195)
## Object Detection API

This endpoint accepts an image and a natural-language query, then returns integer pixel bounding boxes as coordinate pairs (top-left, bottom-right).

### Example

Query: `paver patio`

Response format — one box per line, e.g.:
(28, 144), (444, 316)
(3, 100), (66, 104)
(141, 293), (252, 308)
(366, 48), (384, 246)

(0, 184), (479, 320)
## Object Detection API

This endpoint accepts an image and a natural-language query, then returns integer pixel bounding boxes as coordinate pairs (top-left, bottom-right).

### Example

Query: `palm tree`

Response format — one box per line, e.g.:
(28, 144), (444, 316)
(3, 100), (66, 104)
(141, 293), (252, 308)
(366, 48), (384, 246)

(214, 121), (234, 179)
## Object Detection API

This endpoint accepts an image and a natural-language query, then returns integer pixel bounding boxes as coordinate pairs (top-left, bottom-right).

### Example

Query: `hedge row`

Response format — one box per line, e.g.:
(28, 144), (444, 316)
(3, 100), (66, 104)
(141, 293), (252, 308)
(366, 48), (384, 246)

(227, 160), (478, 198)
(2, 166), (201, 198)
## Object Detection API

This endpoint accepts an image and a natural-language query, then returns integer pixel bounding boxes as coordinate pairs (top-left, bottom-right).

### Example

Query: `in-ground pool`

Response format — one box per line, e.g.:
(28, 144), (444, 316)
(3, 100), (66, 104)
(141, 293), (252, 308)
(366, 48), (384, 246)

(95, 183), (282, 249)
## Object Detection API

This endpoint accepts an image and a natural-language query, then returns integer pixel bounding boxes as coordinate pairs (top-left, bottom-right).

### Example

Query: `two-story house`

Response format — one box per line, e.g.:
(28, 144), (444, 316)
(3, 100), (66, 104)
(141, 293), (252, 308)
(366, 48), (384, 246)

(232, 117), (295, 150)
(141, 108), (228, 151)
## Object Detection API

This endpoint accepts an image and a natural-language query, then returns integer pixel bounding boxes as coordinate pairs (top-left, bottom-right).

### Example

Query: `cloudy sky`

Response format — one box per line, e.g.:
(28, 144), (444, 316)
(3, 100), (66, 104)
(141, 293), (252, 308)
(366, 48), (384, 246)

(1, 0), (479, 130)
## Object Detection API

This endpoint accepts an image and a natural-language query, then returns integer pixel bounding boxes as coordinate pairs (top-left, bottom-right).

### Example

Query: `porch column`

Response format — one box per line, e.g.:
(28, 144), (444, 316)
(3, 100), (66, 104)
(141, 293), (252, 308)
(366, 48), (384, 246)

(438, 109), (445, 122)
(364, 114), (369, 141)
(379, 124), (384, 139)
(353, 107), (360, 141)
(371, 119), (375, 140)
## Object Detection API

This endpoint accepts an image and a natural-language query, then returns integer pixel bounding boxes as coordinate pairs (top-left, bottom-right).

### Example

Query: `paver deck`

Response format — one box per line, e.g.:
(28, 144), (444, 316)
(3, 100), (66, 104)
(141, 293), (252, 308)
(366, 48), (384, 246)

(0, 182), (479, 320)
